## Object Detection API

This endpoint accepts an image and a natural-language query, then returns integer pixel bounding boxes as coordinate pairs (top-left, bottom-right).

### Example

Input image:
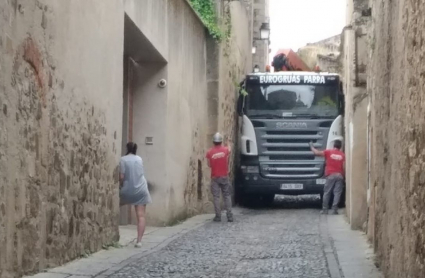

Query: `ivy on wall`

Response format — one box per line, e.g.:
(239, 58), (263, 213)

(223, 4), (232, 56)
(188, 0), (223, 41)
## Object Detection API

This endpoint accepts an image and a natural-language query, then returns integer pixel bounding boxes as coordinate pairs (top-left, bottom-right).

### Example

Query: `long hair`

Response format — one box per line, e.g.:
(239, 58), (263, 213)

(126, 142), (138, 155)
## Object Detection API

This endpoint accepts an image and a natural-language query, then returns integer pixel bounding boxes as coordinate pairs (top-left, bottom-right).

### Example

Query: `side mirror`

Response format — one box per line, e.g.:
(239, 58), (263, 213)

(339, 93), (345, 116)
(339, 82), (345, 116)
(237, 94), (245, 116)
(237, 80), (246, 116)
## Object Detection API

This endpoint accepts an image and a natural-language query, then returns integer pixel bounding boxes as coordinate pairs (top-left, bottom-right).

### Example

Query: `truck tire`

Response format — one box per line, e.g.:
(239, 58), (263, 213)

(235, 185), (243, 205)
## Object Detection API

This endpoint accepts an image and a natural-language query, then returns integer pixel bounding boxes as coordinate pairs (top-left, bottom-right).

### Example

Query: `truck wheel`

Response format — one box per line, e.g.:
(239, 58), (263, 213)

(235, 185), (243, 205)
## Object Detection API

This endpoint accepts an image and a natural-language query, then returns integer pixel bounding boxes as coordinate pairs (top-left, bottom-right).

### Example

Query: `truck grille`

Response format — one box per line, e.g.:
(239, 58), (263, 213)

(254, 119), (330, 179)
(268, 155), (315, 161)
(266, 130), (318, 135)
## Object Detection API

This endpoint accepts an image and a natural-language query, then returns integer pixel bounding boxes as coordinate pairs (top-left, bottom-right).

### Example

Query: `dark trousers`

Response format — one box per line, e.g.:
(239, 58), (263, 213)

(211, 177), (233, 216)
(323, 173), (344, 210)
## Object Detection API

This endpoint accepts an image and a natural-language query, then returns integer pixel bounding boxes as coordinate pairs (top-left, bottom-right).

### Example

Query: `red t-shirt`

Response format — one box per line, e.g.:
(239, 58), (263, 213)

(324, 149), (345, 176)
(206, 146), (230, 178)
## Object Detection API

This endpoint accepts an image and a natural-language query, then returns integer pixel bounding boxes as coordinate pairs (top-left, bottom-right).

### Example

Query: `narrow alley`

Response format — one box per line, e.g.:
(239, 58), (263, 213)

(1, 0), (425, 278)
(28, 197), (381, 278)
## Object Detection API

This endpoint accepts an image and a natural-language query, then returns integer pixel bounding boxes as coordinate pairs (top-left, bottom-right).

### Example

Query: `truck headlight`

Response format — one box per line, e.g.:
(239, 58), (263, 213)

(241, 166), (259, 173)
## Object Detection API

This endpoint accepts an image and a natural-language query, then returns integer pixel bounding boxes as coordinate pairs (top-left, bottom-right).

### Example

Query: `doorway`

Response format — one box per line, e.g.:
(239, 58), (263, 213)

(120, 56), (138, 225)
(119, 13), (168, 226)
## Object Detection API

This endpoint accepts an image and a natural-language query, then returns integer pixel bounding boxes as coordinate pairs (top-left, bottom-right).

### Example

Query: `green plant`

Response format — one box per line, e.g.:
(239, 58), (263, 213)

(80, 251), (91, 258)
(102, 241), (122, 250)
(234, 80), (248, 96)
(189, 0), (223, 41)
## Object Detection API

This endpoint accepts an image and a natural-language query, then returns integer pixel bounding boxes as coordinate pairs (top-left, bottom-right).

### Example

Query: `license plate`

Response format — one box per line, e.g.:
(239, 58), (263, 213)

(281, 184), (303, 190)
(316, 179), (326, 185)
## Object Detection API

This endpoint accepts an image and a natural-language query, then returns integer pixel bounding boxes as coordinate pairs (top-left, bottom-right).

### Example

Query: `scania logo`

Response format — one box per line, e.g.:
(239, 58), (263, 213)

(276, 122), (308, 129)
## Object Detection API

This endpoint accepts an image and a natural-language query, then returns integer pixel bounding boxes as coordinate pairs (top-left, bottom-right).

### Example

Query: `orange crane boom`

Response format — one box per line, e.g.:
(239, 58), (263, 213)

(272, 49), (310, 72)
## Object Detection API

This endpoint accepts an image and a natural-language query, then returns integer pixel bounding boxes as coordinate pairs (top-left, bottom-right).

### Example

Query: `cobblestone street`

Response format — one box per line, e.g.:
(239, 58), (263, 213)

(114, 212), (324, 276)
(104, 197), (372, 278)
(28, 196), (382, 278)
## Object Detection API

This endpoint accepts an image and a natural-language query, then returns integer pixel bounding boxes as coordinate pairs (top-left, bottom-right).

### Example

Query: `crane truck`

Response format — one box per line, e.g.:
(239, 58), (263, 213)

(236, 51), (345, 205)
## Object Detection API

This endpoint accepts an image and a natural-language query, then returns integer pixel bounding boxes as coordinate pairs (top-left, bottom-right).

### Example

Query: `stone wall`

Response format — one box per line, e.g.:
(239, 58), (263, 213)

(252, 0), (270, 70)
(121, 0), (253, 226)
(297, 35), (341, 71)
(0, 0), (255, 275)
(172, 0), (253, 221)
(342, 0), (370, 231)
(163, 0), (210, 223)
(218, 1), (253, 193)
(317, 54), (340, 74)
(368, 0), (425, 277)
(0, 1), (123, 277)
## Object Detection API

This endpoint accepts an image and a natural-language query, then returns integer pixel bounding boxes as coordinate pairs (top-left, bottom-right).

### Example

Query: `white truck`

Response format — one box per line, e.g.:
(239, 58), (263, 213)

(236, 71), (345, 205)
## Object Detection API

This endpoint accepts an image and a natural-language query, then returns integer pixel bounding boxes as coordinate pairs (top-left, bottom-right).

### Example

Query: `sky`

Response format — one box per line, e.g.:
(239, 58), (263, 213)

(269, 0), (346, 56)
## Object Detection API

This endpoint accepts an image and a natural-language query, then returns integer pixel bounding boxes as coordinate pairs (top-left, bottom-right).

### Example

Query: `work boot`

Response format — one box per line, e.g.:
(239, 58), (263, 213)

(213, 215), (221, 222)
(320, 209), (328, 215)
(330, 209), (338, 215)
(227, 213), (234, 222)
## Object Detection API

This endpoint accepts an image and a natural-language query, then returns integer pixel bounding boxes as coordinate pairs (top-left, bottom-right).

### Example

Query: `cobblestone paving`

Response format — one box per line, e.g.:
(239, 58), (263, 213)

(110, 196), (331, 278)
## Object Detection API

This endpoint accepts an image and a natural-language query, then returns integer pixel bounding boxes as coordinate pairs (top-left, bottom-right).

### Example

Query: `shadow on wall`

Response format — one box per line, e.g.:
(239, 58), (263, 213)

(147, 181), (156, 194)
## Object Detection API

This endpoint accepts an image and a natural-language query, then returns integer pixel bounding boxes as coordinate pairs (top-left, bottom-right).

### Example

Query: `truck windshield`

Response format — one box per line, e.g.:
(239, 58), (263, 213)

(246, 84), (339, 118)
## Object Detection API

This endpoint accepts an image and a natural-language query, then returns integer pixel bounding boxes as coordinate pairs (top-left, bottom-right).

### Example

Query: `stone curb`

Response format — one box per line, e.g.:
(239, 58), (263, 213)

(326, 213), (384, 278)
(25, 214), (216, 278)
(95, 217), (213, 277)
(320, 214), (343, 278)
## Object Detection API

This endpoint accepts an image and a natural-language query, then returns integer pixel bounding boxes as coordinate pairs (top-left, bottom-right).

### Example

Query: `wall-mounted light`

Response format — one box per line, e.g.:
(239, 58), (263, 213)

(253, 23), (270, 43)
(260, 23), (270, 40)
(252, 46), (257, 54)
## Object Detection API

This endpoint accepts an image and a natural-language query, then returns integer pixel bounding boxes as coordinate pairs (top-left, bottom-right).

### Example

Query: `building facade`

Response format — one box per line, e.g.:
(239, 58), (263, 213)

(341, 3), (369, 233)
(0, 0), (270, 277)
(297, 35), (341, 72)
(252, 0), (270, 71)
(342, 0), (425, 277)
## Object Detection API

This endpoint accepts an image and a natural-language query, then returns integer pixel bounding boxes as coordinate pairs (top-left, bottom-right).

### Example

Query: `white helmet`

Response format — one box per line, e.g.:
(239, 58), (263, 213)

(213, 132), (223, 143)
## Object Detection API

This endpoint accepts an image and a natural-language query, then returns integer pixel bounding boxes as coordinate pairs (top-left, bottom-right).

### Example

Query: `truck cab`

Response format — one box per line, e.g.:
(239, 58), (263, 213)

(236, 71), (344, 205)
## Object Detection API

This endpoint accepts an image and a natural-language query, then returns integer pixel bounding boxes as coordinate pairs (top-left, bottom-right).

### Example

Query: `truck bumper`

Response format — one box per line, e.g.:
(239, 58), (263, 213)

(238, 173), (325, 195)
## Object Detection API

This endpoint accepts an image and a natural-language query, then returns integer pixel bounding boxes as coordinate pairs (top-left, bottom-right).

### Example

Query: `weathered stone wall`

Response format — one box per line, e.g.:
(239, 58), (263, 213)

(218, 1), (253, 195)
(298, 35), (341, 70)
(342, 0), (370, 231)
(163, 0), (210, 223)
(369, 0), (425, 277)
(121, 0), (254, 226)
(0, 1), (123, 277)
(0, 0), (254, 275)
(171, 0), (253, 221)
(252, 0), (269, 70)
(316, 55), (340, 73)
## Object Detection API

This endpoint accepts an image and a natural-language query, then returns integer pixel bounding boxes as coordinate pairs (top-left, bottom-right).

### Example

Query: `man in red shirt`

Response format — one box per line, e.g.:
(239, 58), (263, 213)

(310, 140), (345, 215)
(206, 132), (233, 222)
